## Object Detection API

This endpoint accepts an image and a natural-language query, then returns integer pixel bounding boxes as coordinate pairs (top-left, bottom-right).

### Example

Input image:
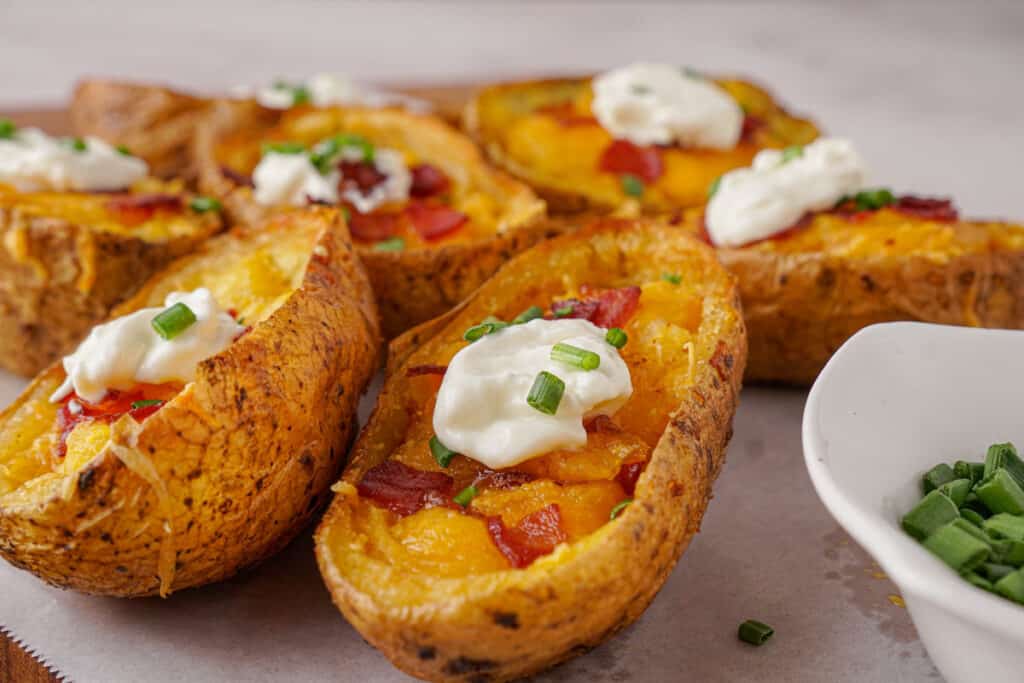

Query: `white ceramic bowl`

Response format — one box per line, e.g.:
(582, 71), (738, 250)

(803, 322), (1024, 683)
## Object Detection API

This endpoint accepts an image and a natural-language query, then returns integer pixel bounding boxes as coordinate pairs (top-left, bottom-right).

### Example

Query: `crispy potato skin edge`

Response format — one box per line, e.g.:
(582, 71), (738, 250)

(315, 220), (747, 681)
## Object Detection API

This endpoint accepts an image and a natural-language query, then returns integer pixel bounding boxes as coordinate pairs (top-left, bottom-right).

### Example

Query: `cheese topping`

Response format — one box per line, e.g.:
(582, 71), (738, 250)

(706, 137), (867, 247)
(591, 62), (743, 149)
(51, 289), (244, 404)
(0, 128), (148, 192)
(247, 73), (432, 112)
(433, 319), (633, 469)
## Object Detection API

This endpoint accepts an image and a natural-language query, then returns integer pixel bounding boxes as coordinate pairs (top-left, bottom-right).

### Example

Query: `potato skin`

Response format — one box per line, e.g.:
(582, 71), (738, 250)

(0, 209), (380, 596)
(315, 219), (746, 681)
(0, 199), (219, 377)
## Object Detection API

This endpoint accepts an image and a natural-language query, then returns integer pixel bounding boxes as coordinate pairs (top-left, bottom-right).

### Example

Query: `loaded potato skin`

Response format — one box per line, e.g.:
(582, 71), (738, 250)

(315, 219), (746, 681)
(0, 208), (380, 596)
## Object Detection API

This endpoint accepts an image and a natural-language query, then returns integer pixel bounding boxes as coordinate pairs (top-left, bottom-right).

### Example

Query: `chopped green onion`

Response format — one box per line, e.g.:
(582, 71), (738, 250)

(553, 304), (574, 318)
(453, 485), (477, 507)
(609, 498), (632, 520)
(512, 305), (544, 325)
(115, 144), (132, 156)
(463, 318), (507, 342)
(291, 85), (311, 106)
(954, 460), (987, 485)
(937, 478), (972, 507)
(853, 188), (896, 211)
(984, 443), (1024, 489)
(0, 118), (15, 139)
(373, 237), (405, 252)
(983, 562), (1016, 582)
(737, 620), (774, 646)
(151, 302), (197, 340)
(983, 513), (1024, 541)
(707, 175), (722, 199)
(952, 518), (991, 546)
(429, 435), (457, 468)
(961, 491), (991, 517)
(130, 399), (163, 410)
(189, 196), (222, 213)
(526, 371), (565, 415)
(994, 539), (1024, 566)
(312, 134), (375, 170)
(781, 145), (804, 162)
(922, 463), (957, 493)
(661, 272), (682, 285)
(960, 508), (986, 528)
(261, 141), (307, 156)
(621, 174), (644, 198)
(341, 205), (352, 222)
(65, 137), (88, 152)
(551, 343), (601, 371)
(901, 490), (959, 541)
(964, 572), (994, 592)
(922, 521), (990, 573)
(605, 327), (628, 349)
(994, 568), (1024, 604)
(975, 469), (1024, 515)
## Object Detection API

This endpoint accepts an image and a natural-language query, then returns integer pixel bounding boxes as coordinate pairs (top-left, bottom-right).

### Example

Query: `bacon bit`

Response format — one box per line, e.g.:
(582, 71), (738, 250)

(740, 114), (765, 144)
(348, 210), (402, 241)
(405, 201), (468, 240)
(552, 286), (642, 329)
(409, 164), (451, 198)
(537, 101), (599, 128)
(708, 340), (734, 382)
(105, 193), (183, 226)
(406, 364), (448, 377)
(357, 461), (454, 516)
(584, 414), (621, 434)
(55, 389), (167, 459)
(221, 166), (253, 188)
(892, 196), (958, 222)
(616, 462), (645, 496)
(473, 469), (535, 491)
(486, 504), (568, 568)
(598, 140), (664, 183)
(339, 160), (388, 194)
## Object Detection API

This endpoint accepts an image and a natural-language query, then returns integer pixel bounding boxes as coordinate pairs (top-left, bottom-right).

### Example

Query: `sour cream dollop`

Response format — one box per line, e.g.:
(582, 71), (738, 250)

(433, 319), (633, 469)
(705, 137), (867, 248)
(591, 62), (743, 149)
(51, 289), (244, 404)
(245, 73), (432, 113)
(0, 128), (148, 192)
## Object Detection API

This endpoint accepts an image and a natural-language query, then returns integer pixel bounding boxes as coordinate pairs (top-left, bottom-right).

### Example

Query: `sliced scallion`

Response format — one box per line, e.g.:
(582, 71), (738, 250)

(984, 443), (1024, 489)
(937, 478), (972, 507)
(0, 119), (15, 139)
(453, 485), (477, 507)
(922, 521), (990, 573)
(151, 302), (197, 340)
(551, 342), (601, 371)
(261, 141), (307, 156)
(922, 463), (957, 493)
(605, 327), (628, 349)
(526, 371), (565, 415)
(621, 174), (644, 198)
(115, 144), (132, 156)
(737, 620), (774, 646)
(975, 469), (1024, 515)
(853, 188), (895, 211)
(661, 272), (682, 285)
(781, 145), (804, 162)
(512, 305), (544, 325)
(994, 568), (1024, 604)
(553, 304), (575, 318)
(900, 489), (958, 541)
(373, 237), (405, 252)
(983, 513), (1024, 541)
(429, 435), (457, 468)
(189, 196), (222, 213)
(707, 175), (722, 199)
(610, 498), (632, 520)
(130, 399), (163, 410)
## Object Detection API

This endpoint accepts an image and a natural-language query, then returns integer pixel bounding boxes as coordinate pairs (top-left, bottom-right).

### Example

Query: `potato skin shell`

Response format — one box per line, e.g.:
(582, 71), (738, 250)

(0, 208), (214, 377)
(0, 209), (381, 596)
(315, 219), (746, 681)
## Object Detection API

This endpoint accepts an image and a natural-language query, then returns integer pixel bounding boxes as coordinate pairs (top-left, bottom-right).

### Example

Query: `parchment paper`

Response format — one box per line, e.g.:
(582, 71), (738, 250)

(0, 379), (941, 682)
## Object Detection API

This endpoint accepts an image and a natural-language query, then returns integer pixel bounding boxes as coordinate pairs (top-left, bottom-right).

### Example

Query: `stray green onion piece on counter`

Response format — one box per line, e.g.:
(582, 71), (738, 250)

(737, 620), (774, 646)
(527, 371), (565, 415)
(512, 305), (544, 325)
(429, 435), (457, 468)
(551, 343), (600, 371)
(605, 327), (628, 349)
(609, 498), (632, 520)
(621, 174), (644, 198)
(189, 196), (222, 213)
(151, 302), (197, 340)
(373, 237), (405, 252)
(130, 399), (164, 410)
(453, 485), (477, 508)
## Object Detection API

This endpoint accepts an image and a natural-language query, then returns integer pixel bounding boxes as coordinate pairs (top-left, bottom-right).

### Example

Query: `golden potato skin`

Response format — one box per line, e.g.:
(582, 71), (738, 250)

(195, 100), (551, 338)
(0, 190), (221, 377)
(315, 219), (746, 681)
(0, 208), (380, 596)
(70, 80), (212, 181)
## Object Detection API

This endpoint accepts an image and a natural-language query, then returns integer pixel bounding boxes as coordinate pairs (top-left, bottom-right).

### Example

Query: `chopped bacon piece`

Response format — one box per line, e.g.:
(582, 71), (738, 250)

(339, 160), (388, 194)
(616, 462), (645, 496)
(598, 140), (664, 183)
(55, 389), (167, 459)
(552, 286), (641, 329)
(537, 101), (599, 128)
(221, 166), (253, 188)
(740, 115), (765, 144)
(584, 414), (620, 434)
(105, 193), (183, 226)
(405, 201), (468, 240)
(357, 461), (454, 516)
(486, 504), (568, 568)
(348, 210), (401, 242)
(892, 196), (958, 222)
(406, 364), (448, 377)
(409, 164), (451, 198)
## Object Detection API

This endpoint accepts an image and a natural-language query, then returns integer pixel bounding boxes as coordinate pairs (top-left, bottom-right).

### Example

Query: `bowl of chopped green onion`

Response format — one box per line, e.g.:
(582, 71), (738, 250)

(803, 322), (1024, 683)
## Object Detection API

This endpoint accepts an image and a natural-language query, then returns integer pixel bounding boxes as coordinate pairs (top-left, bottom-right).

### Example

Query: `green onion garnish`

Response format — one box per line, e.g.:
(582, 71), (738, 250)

(453, 485), (477, 507)
(900, 489), (958, 541)
(954, 460), (986, 485)
(961, 508), (986, 528)
(661, 273), (682, 285)
(526, 371), (565, 415)
(429, 435), (457, 468)
(922, 463), (957, 493)
(551, 342), (600, 371)
(0, 119), (15, 139)
(463, 318), (508, 342)
(965, 572), (994, 592)
(737, 620), (774, 646)
(605, 327), (628, 349)
(852, 188), (896, 211)
(189, 196), (222, 213)
(995, 568), (1024, 604)
(975, 469), (1024, 515)
(984, 443), (1024, 489)
(291, 86), (311, 106)
(609, 498), (632, 520)
(373, 237), (405, 252)
(311, 134), (375, 170)
(130, 399), (164, 410)
(922, 521), (991, 573)
(983, 513), (1024, 541)
(936, 478), (972, 507)
(781, 145), (804, 163)
(65, 137), (88, 152)
(151, 302), (197, 340)
(115, 144), (132, 156)
(261, 141), (307, 156)
(553, 304), (574, 318)
(512, 305), (544, 325)
(707, 175), (722, 199)
(621, 174), (644, 198)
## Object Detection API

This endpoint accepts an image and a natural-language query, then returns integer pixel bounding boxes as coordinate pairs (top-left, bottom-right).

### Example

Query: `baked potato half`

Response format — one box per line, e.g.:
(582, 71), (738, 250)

(678, 197), (1024, 384)
(0, 180), (222, 377)
(0, 207), (380, 597)
(315, 218), (746, 681)
(196, 101), (549, 337)
(464, 74), (819, 214)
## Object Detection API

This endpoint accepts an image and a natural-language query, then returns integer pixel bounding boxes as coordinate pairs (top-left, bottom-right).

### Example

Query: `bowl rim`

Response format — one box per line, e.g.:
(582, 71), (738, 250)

(802, 321), (1024, 631)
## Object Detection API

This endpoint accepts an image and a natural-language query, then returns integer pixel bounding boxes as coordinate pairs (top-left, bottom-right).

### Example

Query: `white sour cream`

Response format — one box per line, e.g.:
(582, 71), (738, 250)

(252, 152), (339, 206)
(247, 73), (432, 113)
(0, 127), (148, 192)
(433, 319), (632, 469)
(591, 62), (743, 149)
(705, 137), (867, 248)
(51, 289), (245, 404)
(340, 148), (411, 214)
